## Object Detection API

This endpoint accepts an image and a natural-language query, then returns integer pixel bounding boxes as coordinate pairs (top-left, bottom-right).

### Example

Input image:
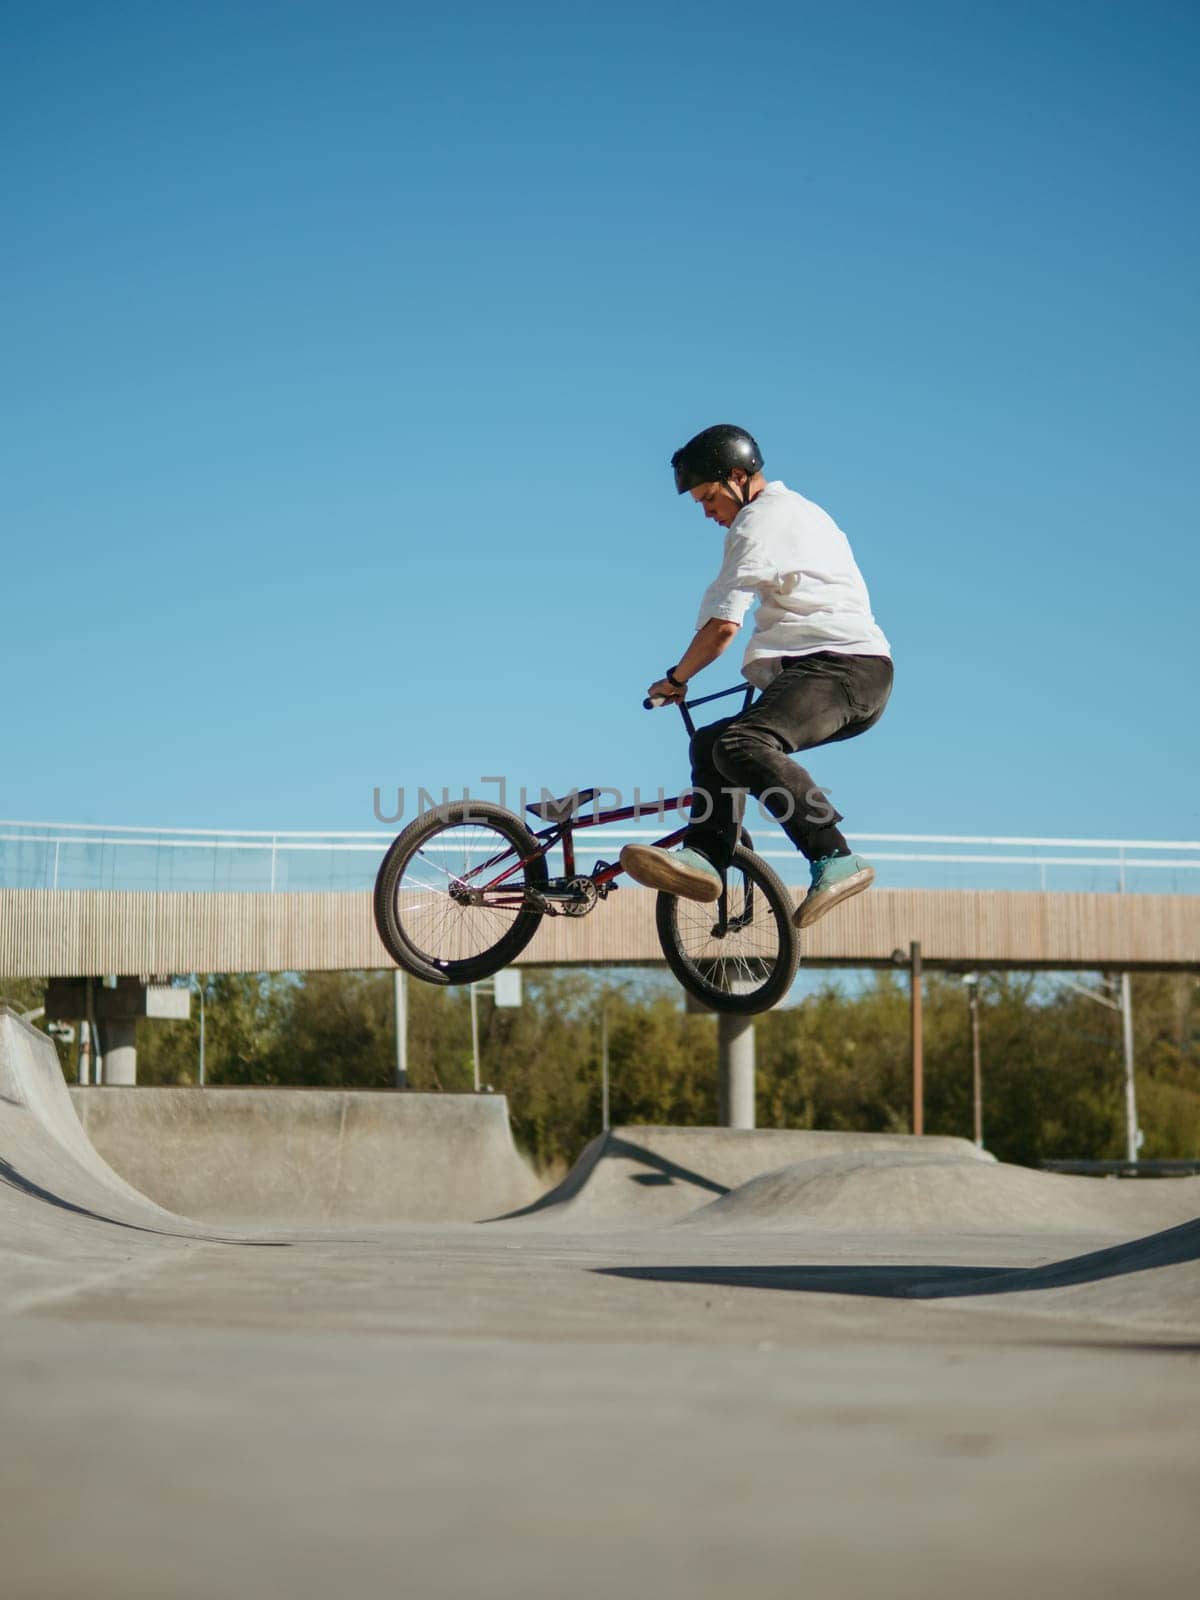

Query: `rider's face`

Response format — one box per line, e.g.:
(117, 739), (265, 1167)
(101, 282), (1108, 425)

(689, 476), (745, 528)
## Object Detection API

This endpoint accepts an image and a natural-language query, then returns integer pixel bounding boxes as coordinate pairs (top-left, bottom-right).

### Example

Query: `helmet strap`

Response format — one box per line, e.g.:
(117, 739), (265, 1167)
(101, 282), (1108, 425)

(726, 469), (763, 512)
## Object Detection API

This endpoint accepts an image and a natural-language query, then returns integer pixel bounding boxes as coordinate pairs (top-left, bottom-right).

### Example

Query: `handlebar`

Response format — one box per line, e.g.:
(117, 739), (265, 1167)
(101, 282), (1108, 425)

(642, 682), (755, 736)
(642, 682), (753, 712)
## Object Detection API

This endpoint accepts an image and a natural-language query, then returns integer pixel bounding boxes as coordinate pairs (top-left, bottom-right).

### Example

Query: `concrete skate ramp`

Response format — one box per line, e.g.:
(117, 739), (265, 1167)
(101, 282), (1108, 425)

(70, 1084), (545, 1224)
(498, 1125), (991, 1227)
(680, 1150), (1200, 1236)
(2, 1006), (542, 1238)
(0, 1008), (181, 1231)
(0, 1007), (224, 1314)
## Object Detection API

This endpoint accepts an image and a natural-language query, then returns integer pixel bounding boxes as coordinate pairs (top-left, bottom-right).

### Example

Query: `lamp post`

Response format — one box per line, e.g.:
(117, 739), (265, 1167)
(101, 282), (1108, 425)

(1119, 973), (1139, 1165)
(191, 974), (207, 1087)
(393, 968), (408, 1089)
(469, 982), (481, 1092)
(892, 944), (924, 1134)
(600, 1002), (610, 1132)
(962, 973), (983, 1148)
(910, 941), (923, 1134)
(1058, 975), (1142, 1164)
(466, 969), (522, 1095)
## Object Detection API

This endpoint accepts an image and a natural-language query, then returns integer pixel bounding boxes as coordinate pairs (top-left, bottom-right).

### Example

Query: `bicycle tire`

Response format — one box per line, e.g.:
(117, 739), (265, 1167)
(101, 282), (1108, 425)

(655, 842), (799, 1015)
(373, 801), (548, 986)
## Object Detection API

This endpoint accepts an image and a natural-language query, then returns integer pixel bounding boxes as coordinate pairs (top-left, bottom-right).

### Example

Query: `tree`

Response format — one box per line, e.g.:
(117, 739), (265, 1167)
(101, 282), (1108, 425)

(83, 964), (1200, 1173)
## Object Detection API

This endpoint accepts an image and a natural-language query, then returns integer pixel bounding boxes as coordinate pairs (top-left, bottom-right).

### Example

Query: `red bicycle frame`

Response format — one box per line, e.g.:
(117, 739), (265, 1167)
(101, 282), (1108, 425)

(454, 683), (755, 904)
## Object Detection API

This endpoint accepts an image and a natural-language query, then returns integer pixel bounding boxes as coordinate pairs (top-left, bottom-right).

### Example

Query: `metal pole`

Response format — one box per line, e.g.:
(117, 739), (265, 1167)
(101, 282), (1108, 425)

(970, 980), (983, 1148)
(600, 1003), (610, 1132)
(910, 940), (924, 1136)
(1120, 971), (1139, 1164)
(469, 981), (481, 1093)
(198, 978), (206, 1087)
(86, 977), (102, 1086)
(392, 968), (408, 1089)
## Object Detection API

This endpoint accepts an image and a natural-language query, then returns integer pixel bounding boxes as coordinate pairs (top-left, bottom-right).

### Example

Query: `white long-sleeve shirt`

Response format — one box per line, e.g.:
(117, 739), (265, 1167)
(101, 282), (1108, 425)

(695, 480), (891, 689)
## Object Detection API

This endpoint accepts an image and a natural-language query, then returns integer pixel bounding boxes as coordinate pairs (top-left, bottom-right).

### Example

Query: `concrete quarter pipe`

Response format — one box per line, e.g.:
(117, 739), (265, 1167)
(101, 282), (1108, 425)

(69, 1082), (545, 1224)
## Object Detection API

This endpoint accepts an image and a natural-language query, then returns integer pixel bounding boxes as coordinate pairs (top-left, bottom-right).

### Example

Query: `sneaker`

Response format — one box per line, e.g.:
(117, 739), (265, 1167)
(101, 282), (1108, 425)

(794, 853), (875, 928)
(619, 844), (722, 903)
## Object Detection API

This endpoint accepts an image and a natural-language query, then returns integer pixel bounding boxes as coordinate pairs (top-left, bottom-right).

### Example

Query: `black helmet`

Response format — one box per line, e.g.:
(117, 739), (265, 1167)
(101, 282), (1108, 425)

(671, 423), (764, 495)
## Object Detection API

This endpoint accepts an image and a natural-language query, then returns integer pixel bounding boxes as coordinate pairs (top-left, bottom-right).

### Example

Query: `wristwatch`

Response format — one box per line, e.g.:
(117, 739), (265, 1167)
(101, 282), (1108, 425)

(666, 667), (686, 689)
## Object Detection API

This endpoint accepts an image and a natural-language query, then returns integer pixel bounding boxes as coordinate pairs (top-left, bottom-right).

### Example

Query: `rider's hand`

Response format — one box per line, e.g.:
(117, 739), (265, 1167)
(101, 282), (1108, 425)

(647, 675), (685, 703)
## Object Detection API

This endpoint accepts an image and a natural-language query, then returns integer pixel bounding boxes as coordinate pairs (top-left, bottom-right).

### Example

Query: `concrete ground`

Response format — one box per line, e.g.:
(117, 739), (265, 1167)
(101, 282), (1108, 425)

(2, 1010), (1199, 1599)
(5, 1221), (1199, 1600)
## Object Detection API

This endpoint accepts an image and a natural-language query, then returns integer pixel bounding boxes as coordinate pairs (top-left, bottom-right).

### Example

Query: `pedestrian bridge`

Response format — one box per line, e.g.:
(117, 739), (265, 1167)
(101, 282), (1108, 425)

(2, 819), (1197, 976)
(2, 885), (1197, 976)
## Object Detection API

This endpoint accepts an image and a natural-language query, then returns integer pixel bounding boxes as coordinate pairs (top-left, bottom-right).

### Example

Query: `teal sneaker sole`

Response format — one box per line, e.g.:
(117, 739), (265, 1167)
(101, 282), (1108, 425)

(794, 863), (875, 929)
(619, 844), (722, 903)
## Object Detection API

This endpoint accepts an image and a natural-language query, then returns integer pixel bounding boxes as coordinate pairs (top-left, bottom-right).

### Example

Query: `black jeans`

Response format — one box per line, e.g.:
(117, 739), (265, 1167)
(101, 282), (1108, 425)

(683, 652), (894, 871)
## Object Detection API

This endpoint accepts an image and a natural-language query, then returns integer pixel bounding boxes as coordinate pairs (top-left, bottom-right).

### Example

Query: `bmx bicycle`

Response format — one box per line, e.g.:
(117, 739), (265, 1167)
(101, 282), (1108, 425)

(373, 684), (800, 1014)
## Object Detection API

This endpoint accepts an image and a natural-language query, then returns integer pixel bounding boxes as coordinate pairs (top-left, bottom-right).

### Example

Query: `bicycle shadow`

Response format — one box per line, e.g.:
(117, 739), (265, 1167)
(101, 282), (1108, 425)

(594, 1215), (1200, 1301)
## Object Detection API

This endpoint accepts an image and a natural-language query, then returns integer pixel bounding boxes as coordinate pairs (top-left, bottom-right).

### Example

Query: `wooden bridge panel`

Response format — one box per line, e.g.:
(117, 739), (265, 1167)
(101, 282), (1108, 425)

(0, 886), (1196, 977)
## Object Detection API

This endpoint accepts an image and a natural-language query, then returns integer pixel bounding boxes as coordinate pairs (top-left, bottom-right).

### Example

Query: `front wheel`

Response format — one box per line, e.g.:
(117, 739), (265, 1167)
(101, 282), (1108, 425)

(656, 844), (799, 1015)
(373, 801), (548, 986)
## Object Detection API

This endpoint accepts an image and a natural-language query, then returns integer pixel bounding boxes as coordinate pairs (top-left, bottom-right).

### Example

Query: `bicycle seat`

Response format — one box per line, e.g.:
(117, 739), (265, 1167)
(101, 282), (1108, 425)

(526, 787), (598, 823)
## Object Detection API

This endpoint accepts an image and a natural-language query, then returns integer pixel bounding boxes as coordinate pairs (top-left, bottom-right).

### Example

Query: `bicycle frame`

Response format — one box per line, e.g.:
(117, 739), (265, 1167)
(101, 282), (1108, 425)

(376, 677), (797, 1011)
(452, 683), (756, 904)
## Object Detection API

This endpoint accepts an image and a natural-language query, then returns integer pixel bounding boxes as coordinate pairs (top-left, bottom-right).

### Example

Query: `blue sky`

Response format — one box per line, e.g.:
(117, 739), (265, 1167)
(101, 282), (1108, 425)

(3, 0), (1198, 846)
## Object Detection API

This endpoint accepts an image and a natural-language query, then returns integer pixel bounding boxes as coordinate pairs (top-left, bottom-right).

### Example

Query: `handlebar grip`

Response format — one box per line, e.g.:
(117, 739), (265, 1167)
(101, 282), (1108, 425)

(643, 695), (667, 710)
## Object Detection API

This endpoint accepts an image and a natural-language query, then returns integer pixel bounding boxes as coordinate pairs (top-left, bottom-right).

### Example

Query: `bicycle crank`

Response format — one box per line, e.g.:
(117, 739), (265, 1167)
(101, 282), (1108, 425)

(525, 878), (601, 916)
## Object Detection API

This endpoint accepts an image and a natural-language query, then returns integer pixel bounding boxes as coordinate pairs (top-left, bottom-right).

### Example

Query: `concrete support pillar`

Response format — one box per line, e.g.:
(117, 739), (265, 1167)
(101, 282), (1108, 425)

(45, 979), (186, 1085)
(718, 1012), (755, 1128)
(103, 1019), (138, 1085)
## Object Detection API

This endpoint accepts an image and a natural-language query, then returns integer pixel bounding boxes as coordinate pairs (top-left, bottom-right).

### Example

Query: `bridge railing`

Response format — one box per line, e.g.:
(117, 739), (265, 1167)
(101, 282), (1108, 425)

(2, 818), (1198, 895)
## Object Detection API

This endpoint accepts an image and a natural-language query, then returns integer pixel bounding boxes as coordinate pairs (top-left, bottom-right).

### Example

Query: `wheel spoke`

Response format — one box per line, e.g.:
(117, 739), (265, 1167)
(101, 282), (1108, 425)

(377, 810), (544, 978)
(663, 851), (795, 1011)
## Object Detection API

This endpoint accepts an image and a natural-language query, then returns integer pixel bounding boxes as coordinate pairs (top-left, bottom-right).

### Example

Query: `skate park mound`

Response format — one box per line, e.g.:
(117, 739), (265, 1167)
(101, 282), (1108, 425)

(679, 1149), (1200, 1236)
(70, 1084), (545, 1224)
(495, 1125), (990, 1228)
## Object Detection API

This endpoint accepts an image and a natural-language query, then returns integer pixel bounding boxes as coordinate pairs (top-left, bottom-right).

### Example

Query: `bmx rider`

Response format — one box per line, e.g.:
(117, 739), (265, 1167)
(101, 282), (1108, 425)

(621, 423), (893, 930)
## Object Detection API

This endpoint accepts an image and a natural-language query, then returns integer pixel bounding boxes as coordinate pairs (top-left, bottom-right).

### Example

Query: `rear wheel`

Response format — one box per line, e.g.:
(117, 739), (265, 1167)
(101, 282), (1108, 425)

(656, 843), (799, 1014)
(373, 802), (548, 985)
